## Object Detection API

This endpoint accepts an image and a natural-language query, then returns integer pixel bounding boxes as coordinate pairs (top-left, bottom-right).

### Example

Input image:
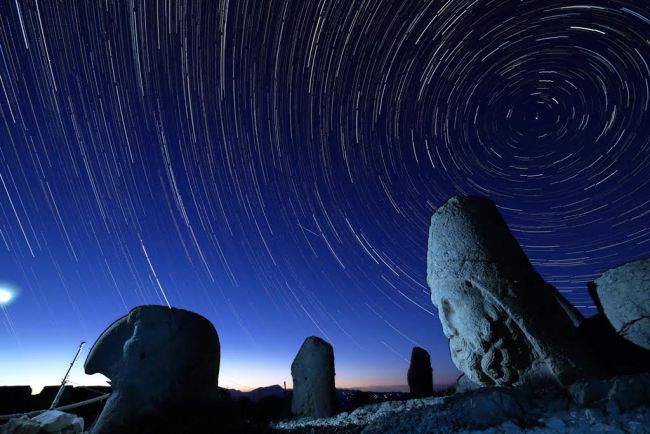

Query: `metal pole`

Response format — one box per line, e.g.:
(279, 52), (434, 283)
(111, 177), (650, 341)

(50, 341), (85, 409)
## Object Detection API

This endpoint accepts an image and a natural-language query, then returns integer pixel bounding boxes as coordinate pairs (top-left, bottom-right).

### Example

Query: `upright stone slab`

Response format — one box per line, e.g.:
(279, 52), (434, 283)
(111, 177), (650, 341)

(291, 336), (336, 418)
(84, 305), (220, 433)
(426, 196), (597, 387)
(407, 347), (434, 398)
(593, 259), (650, 350)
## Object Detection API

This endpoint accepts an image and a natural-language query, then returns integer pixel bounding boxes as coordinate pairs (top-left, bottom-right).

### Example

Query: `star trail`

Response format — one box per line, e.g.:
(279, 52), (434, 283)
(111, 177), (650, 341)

(0, 0), (649, 391)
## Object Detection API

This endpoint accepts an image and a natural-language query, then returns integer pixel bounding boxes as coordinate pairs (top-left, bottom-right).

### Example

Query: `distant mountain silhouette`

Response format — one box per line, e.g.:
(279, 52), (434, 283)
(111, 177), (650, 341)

(223, 384), (287, 402)
(221, 384), (414, 411)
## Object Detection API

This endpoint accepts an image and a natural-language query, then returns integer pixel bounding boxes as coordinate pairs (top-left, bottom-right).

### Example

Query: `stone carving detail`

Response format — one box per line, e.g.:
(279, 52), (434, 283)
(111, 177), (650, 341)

(427, 196), (597, 386)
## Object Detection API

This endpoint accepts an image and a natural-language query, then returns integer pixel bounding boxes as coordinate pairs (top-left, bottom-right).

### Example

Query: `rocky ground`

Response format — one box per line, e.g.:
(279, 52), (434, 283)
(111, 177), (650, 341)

(3, 374), (649, 433)
(272, 374), (650, 433)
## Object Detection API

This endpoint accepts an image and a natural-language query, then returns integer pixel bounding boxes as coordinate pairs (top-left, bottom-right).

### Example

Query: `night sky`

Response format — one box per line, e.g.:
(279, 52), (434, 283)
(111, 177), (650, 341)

(1, 0), (649, 393)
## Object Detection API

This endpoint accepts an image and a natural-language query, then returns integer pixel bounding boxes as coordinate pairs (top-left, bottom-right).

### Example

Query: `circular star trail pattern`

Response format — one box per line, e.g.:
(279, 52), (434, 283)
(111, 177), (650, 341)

(0, 0), (649, 387)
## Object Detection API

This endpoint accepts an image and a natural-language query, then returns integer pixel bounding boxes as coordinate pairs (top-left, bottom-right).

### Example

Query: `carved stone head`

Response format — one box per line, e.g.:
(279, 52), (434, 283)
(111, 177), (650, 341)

(427, 196), (596, 386)
(85, 305), (220, 433)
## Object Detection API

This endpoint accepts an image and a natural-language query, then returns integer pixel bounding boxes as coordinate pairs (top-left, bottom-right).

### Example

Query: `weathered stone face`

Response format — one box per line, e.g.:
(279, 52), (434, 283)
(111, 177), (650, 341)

(427, 196), (597, 387)
(436, 279), (537, 386)
(407, 347), (434, 398)
(291, 336), (336, 418)
(84, 305), (220, 434)
(593, 259), (650, 350)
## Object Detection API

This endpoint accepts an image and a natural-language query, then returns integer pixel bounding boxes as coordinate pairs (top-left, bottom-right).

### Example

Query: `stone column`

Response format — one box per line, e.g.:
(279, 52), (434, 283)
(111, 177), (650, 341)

(407, 347), (434, 398)
(291, 336), (336, 418)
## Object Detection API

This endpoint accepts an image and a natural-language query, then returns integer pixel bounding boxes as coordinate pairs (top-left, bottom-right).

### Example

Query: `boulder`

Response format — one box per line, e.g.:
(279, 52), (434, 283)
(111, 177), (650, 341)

(577, 285), (650, 375)
(407, 347), (434, 398)
(426, 196), (598, 387)
(30, 410), (84, 433)
(0, 416), (40, 434)
(84, 305), (220, 434)
(569, 374), (650, 412)
(291, 336), (336, 418)
(592, 259), (650, 350)
(455, 374), (482, 394)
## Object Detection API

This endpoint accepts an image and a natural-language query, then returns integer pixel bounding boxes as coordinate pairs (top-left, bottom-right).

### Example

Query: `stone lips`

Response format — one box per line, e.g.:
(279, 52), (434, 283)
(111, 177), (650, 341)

(593, 259), (650, 350)
(426, 196), (598, 387)
(84, 305), (220, 434)
(291, 336), (336, 418)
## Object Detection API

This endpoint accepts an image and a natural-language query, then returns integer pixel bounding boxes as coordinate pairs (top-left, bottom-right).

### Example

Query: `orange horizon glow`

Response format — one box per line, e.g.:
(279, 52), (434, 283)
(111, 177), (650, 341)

(2, 347), (459, 396)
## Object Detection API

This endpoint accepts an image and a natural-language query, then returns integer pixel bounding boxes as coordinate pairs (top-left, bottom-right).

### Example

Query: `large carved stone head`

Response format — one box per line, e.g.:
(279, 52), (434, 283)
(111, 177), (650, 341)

(427, 196), (596, 386)
(85, 305), (220, 433)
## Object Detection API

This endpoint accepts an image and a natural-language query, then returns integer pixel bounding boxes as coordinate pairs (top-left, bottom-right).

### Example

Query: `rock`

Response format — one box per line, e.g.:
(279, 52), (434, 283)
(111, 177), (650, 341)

(426, 196), (598, 387)
(569, 374), (650, 412)
(593, 259), (650, 350)
(31, 410), (84, 433)
(291, 336), (336, 418)
(354, 388), (531, 434)
(0, 416), (40, 434)
(84, 305), (220, 434)
(447, 388), (532, 428)
(272, 375), (650, 433)
(607, 374), (650, 412)
(569, 378), (612, 406)
(543, 416), (566, 430)
(407, 347), (434, 398)
(455, 374), (482, 393)
(0, 410), (83, 434)
(577, 288), (650, 376)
